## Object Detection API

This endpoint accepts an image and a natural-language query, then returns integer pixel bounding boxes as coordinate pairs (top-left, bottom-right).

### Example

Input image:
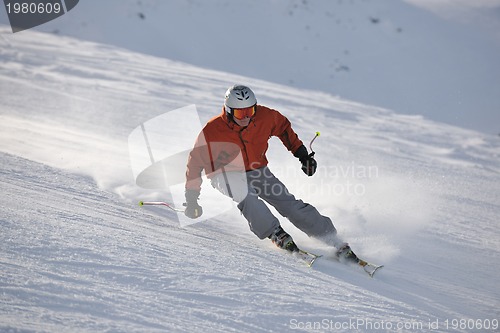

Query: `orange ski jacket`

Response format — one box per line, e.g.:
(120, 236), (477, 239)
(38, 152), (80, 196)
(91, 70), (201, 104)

(185, 105), (304, 192)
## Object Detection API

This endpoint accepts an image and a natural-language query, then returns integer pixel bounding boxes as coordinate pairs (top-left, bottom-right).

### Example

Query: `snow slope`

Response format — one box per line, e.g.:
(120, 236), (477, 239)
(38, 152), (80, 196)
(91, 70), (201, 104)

(1, 0), (499, 134)
(1, 28), (500, 332)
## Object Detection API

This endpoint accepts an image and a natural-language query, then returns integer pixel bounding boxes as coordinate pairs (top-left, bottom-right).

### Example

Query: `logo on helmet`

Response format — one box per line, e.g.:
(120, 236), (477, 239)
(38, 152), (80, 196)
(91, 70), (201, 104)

(234, 86), (250, 100)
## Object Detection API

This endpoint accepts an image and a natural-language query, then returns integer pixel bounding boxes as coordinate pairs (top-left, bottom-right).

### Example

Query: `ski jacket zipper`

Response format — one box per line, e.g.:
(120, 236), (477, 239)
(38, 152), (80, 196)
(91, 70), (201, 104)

(238, 128), (250, 169)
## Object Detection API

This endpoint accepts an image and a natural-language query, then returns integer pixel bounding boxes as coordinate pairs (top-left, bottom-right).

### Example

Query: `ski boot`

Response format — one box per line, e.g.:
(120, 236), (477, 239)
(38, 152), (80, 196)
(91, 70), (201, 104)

(269, 226), (299, 253)
(336, 243), (359, 264)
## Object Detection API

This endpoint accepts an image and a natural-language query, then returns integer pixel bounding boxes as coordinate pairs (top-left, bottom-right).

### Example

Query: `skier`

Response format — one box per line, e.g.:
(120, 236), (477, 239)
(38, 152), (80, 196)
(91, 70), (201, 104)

(184, 84), (355, 260)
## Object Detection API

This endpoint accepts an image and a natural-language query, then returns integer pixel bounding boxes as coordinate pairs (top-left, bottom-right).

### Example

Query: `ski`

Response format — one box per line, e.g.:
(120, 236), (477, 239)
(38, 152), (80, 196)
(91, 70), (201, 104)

(295, 249), (322, 267)
(292, 248), (383, 277)
(335, 254), (384, 278)
(357, 259), (384, 278)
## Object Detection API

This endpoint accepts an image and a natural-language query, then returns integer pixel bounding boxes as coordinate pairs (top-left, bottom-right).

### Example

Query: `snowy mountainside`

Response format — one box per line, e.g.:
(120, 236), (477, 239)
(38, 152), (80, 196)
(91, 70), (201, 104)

(1, 28), (500, 332)
(1, 0), (499, 133)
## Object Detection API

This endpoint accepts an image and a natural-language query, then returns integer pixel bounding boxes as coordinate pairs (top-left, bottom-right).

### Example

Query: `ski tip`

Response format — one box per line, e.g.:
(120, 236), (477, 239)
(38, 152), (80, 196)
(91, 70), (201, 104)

(315, 131), (321, 137)
(309, 254), (323, 267)
(138, 201), (144, 206)
(367, 265), (384, 278)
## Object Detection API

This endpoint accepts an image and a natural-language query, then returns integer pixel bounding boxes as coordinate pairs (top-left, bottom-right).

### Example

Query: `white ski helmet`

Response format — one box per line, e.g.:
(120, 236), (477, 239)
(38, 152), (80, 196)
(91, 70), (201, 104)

(224, 85), (257, 115)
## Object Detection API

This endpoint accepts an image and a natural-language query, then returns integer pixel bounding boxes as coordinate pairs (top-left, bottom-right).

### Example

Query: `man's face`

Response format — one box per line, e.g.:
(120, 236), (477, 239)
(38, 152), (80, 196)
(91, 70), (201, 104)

(231, 105), (255, 127)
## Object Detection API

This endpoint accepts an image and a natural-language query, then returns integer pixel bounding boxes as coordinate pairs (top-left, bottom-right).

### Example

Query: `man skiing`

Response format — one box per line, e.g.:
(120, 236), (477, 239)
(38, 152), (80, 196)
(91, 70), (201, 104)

(184, 84), (355, 260)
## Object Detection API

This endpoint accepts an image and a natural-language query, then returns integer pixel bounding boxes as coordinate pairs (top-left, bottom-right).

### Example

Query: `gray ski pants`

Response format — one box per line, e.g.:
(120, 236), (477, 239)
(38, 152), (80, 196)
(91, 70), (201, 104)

(210, 166), (337, 240)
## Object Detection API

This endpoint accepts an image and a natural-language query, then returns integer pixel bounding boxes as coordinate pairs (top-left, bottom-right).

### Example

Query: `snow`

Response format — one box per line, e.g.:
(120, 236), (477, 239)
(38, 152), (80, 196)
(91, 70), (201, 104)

(1, 10), (500, 333)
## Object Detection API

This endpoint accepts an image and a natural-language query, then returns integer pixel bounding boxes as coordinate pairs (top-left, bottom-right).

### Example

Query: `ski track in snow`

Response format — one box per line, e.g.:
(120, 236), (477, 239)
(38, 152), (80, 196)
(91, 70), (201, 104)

(1, 28), (500, 332)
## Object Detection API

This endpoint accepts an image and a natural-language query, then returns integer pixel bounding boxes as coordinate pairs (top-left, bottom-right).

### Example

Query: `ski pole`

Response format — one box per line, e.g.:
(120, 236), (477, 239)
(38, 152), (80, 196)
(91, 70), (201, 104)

(138, 201), (185, 212)
(309, 131), (320, 155)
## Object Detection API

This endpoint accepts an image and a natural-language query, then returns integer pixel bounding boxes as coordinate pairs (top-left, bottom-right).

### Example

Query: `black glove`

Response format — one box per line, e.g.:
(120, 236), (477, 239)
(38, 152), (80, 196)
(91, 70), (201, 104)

(300, 153), (317, 176)
(184, 190), (203, 219)
(294, 145), (317, 176)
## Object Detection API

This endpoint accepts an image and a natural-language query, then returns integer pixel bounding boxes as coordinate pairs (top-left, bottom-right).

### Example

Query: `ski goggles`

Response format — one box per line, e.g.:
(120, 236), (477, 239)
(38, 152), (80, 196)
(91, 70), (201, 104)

(232, 105), (256, 120)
